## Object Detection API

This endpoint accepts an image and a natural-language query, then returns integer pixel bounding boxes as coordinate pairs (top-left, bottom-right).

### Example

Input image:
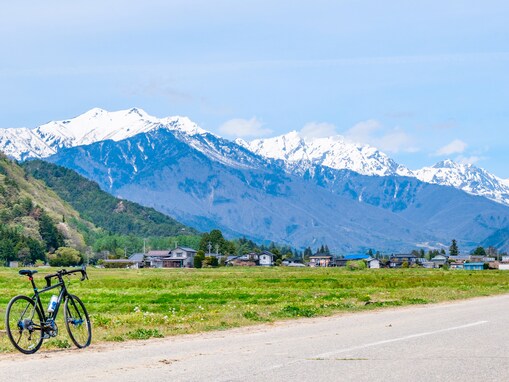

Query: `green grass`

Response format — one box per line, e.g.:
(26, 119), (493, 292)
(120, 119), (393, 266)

(0, 266), (508, 353)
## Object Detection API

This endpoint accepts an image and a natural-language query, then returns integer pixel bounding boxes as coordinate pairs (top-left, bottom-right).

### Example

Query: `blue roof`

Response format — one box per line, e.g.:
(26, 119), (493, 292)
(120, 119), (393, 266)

(343, 254), (370, 260)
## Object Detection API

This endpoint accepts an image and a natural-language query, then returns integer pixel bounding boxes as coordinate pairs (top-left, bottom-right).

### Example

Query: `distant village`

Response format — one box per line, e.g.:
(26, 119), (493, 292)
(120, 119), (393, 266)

(102, 245), (509, 271)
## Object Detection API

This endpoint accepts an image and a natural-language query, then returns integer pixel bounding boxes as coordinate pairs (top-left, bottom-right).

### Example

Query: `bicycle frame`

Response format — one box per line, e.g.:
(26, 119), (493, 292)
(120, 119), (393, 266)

(28, 275), (68, 324)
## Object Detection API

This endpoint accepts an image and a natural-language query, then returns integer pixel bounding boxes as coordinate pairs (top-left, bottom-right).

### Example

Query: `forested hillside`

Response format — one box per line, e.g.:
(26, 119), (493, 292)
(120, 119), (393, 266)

(23, 160), (198, 237)
(0, 153), (89, 265)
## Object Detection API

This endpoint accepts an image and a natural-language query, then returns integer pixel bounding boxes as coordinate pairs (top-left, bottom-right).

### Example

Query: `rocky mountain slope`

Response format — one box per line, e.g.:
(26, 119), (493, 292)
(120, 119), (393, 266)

(46, 128), (509, 252)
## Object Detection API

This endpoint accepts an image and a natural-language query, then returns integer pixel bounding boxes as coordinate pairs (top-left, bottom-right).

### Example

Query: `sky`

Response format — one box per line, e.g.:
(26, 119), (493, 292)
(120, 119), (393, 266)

(1, 1), (508, 177)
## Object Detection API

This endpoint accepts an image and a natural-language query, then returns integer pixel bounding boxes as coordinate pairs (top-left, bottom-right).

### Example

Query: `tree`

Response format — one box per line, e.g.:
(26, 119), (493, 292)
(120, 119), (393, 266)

(449, 239), (459, 257)
(202, 256), (218, 267)
(199, 229), (235, 256)
(472, 246), (487, 257)
(194, 250), (205, 268)
(38, 211), (65, 252)
(47, 247), (81, 266)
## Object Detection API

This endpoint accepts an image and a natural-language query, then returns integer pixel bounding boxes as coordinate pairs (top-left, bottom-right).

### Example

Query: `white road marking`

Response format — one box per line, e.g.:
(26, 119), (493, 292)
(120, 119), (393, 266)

(315, 320), (489, 359)
(246, 320), (489, 380)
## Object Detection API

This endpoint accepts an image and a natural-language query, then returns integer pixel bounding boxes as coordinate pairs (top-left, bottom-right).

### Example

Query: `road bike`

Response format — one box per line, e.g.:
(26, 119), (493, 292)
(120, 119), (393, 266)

(5, 267), (91, 354)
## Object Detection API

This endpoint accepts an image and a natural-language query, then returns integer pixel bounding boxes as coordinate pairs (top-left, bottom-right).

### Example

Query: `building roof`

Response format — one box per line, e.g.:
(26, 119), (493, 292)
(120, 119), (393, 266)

(129, 253), (145, 262)
(391, 254), (417, 259)
(147, 250), (170, 257)
(464, 262), (485, 266)
(343, 254), (370, 260)
(172, 246), (197, 253)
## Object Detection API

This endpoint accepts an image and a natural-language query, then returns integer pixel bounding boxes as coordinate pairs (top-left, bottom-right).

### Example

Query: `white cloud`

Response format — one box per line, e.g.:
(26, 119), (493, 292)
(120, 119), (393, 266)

(299, 122), (337, 139)
(345, 119), (381, 142)
(434, 139), (468, 156)
(219, 117), (272, 138)
(343, 120), (418, 153)
(455, 155), (484, 166)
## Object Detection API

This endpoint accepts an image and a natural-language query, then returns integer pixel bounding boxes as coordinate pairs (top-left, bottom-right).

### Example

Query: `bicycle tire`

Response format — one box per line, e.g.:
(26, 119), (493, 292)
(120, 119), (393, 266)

(5, 295), (44, 354)
(64, 294), (91, 348)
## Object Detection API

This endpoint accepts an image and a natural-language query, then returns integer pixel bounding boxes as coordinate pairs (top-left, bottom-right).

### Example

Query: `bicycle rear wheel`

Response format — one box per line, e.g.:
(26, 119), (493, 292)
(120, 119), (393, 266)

(64, 294), (91, 348)
(5, 295), (44, 354)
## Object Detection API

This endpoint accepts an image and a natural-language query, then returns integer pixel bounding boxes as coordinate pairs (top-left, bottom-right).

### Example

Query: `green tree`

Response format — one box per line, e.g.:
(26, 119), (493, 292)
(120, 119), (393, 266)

(199, 229), (235, 255)
(38, 211), (65, 252)
(194, 250), (205, 268)
(472, 246), (487, 257)
(449, 239), (459, 256)
(47, 247), (81, 266)
(202, 256), (219, 267)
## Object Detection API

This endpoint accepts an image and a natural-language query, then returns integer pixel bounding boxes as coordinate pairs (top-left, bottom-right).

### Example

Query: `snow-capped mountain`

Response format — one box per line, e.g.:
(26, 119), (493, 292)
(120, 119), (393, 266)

(0, 127), (57, 160)
(239, 131), (412, 177)
(414, 160), (509, 206)
(1, 107), (509, 208)
(0, 107), (208, 160)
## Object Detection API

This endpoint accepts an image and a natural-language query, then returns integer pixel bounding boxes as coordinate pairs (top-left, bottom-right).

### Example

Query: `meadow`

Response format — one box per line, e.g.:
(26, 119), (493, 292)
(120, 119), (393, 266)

(1, 266), (509, 352)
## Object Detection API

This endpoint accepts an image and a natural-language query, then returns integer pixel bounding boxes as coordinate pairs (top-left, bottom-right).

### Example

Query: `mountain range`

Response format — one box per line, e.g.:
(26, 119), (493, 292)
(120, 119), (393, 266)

(1, 108), (509, 252)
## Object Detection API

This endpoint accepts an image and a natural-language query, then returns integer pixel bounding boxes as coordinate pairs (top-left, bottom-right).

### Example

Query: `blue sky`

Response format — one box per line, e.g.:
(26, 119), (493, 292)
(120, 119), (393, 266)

(1, 1), (508, 177)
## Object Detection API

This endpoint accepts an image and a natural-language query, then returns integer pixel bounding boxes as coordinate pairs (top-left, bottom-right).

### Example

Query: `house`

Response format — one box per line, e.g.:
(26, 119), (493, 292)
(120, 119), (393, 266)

(448, 255), (470, 263)
(145, 247), (196, 268)
(128, 253), (146, 268)
(167, 246), (197, 268)
(498, 263), (509, 270)
(449, 262), (464, 270)
(389, 254), (418, 268)
(258, 251), (275, 266)
(463, 262), (485, 271)
(225, 251), (275, 266)
(366, 257), (380, 269)
(431, 255), (448, 267)
(282, 258), (305, 266)
(225, 255), (257, 266)
(309, 255), (332, 267)
(146, 250), (169, 268)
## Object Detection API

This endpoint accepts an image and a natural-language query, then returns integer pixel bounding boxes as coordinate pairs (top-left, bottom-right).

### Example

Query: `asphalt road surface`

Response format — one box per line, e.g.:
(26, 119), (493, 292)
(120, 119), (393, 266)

(1, 294), (509, 381)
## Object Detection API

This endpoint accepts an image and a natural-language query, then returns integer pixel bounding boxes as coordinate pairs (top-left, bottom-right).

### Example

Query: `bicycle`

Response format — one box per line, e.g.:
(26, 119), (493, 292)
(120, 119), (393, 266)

(5, 267), (91, 354)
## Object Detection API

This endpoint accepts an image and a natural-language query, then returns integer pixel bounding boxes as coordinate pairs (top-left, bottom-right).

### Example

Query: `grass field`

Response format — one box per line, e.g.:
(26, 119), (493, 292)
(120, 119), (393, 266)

(1, 266), (509, 353)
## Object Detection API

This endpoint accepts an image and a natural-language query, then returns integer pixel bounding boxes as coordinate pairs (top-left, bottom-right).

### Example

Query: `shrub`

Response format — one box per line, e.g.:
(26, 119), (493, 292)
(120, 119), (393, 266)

(103, 261), (132, 269)
(346, 260), (367, 271)
(47, 247), (81, 266)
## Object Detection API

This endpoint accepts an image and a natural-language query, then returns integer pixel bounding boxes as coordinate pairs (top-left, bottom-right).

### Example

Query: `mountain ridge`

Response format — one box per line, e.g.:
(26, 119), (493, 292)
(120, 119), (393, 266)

(1, 107), (507, 207)
(45, 127), (509, 252)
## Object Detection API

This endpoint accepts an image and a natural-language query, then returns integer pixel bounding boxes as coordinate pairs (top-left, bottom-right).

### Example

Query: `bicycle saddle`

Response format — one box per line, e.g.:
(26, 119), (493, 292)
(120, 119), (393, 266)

(19, 270), (38, 276)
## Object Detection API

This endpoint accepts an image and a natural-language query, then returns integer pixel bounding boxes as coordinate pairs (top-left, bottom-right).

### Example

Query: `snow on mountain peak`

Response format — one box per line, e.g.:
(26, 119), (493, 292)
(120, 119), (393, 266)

(246, 130), (411, 177)
(415, 159), (509, 205)
(0, 108), (215, 161)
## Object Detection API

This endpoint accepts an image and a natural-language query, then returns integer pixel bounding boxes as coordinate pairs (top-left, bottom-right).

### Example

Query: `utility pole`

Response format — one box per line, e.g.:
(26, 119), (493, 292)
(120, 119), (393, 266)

(207, 241), (212, 255)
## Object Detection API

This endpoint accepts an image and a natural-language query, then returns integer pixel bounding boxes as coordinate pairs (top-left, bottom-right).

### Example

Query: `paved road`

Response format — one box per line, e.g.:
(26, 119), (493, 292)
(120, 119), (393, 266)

(1, 294), (509, 381)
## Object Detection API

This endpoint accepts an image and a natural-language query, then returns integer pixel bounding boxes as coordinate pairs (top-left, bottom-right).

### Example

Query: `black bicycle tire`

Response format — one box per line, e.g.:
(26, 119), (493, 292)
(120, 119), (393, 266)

(5, 295), (44, 354)
(64, 294), (91, 348)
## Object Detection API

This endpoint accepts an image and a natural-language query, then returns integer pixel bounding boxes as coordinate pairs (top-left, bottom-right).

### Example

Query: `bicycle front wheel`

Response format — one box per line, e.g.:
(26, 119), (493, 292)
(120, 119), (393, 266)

(5, 295), (44, 354)
(64, 294), (91, 348)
